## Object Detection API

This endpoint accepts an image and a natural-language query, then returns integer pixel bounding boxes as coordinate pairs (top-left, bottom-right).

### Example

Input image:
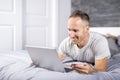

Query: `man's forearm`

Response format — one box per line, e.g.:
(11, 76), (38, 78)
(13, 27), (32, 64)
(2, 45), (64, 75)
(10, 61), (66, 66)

(58, 52), (65, 61)
(90, 66), (106, 73)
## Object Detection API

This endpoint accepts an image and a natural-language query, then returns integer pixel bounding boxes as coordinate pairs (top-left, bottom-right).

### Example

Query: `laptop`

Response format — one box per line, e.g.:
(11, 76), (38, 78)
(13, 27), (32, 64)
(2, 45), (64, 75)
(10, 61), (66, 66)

(26, 46), (84, 72)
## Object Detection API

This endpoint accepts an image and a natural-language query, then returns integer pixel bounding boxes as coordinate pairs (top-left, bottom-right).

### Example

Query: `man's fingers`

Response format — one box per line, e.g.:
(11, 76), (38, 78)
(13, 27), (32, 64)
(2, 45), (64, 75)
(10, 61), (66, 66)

(74, 67), (89, 74)
(71, 63), (92, 74)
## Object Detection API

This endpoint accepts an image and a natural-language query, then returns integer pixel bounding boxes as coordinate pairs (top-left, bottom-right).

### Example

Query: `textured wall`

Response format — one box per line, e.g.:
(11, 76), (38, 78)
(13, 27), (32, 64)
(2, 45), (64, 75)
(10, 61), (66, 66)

(71, 0), (120, 27)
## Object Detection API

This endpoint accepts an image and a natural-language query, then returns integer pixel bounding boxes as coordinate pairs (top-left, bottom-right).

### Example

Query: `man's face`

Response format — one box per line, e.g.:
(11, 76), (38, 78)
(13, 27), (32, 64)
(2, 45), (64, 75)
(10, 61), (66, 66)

(67, 17), (89, 44)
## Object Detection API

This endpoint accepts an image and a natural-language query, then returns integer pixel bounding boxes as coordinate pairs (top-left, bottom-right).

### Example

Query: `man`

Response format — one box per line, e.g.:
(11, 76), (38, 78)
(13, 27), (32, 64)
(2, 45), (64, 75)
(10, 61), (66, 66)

(58, 10), (111, 74)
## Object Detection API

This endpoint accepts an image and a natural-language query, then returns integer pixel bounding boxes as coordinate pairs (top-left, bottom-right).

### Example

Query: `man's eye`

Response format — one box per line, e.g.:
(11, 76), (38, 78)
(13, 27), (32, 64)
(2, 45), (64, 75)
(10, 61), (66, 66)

(68, 29), (78, 32)
(73, 30), (78, 32)
(68, 29), (71, 31)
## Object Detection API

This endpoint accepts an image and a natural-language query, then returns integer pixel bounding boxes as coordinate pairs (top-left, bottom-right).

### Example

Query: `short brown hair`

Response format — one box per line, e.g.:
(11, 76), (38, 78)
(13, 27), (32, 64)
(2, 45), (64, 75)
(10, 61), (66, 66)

(70, 10), (90, 23)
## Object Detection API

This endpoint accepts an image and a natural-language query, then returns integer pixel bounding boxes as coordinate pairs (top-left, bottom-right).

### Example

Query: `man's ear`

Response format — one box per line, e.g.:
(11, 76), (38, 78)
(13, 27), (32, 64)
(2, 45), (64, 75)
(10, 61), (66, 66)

(85, 26), (89, 32)
(87, 26), (89, 30)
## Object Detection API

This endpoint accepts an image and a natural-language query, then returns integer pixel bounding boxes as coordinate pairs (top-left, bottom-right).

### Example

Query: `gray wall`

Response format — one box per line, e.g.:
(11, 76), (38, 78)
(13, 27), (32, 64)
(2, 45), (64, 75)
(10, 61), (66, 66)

(72, 0), (120, 27)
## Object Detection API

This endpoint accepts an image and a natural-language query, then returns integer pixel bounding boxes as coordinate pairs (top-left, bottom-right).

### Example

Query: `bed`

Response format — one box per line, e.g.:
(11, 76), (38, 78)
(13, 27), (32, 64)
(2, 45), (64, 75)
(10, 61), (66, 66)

(0, 36), (120, 80)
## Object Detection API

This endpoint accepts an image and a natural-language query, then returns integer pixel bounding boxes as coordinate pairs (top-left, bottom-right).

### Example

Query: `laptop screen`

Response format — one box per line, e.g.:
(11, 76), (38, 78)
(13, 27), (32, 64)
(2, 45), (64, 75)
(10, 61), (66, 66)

(26, 46), (65, 72)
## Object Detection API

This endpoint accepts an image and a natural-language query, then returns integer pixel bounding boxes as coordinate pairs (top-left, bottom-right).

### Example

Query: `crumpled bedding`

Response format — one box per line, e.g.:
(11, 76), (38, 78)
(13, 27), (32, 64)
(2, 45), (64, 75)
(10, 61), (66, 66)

(0, 51), (120, 80)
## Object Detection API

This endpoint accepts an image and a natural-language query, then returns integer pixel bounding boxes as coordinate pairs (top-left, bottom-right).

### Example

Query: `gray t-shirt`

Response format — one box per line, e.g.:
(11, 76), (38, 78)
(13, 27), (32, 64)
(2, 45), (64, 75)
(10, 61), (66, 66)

(58, 32), (111, 63)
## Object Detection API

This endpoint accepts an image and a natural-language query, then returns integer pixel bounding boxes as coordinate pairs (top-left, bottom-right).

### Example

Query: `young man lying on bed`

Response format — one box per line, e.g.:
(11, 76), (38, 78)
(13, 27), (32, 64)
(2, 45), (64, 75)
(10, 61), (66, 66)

(58, 10), (111, 74)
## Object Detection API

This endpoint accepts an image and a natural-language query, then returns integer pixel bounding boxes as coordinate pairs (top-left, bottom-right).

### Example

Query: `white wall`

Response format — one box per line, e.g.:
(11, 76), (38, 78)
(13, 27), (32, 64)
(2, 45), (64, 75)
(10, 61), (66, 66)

(57, 0), (71, 46)
(90, 27), (120, 36)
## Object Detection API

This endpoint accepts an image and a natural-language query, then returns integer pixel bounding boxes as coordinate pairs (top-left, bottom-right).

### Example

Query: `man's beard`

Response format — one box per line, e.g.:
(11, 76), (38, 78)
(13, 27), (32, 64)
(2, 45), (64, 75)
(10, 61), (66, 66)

(71, 36), (85, 46)
(71, 36), (79, 44)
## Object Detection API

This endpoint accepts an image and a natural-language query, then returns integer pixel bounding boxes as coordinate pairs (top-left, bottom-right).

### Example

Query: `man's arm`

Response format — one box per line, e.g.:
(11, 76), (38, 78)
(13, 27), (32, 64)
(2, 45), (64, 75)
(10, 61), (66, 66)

(58, 52), (65, 61)
(106, 33), (117, 39)
(94, 57), (107, 72)
(72, 57), (108, 74)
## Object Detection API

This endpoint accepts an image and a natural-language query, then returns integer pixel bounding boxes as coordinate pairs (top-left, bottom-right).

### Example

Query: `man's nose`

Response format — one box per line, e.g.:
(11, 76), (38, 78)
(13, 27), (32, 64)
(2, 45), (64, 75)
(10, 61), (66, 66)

(69, 31), (75, 37)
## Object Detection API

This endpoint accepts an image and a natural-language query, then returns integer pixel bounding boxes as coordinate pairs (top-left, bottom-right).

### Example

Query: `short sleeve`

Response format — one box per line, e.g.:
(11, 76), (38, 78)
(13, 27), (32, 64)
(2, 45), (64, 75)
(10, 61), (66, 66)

(93, 37), (111, 60)
(58, 37), (70, 55)
(58, 40), (66, 54)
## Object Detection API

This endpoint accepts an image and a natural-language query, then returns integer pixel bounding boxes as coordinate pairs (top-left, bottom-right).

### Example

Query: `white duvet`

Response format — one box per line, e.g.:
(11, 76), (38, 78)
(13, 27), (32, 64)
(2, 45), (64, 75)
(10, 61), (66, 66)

(0, 51), (120, 80)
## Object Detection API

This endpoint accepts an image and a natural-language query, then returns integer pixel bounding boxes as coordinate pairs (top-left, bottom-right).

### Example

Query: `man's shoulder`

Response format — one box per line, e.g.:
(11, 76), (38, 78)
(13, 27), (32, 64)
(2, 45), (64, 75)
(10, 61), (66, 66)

(90, 32), (106, 40)
(62, 37), (71, 43)
(89, 32), (107, 45)
(60, 37), (73, 47)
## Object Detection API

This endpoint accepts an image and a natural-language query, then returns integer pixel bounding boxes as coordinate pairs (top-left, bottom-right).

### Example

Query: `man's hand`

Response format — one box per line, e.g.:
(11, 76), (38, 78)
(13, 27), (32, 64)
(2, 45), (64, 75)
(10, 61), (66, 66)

(71, 63), (95, 74)
(71, 57), (108, 74)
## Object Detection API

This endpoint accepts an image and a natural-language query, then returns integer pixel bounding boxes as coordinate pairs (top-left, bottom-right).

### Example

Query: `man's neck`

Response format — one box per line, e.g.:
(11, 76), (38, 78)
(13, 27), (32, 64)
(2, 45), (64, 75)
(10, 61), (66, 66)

(77, 33), (90, 48)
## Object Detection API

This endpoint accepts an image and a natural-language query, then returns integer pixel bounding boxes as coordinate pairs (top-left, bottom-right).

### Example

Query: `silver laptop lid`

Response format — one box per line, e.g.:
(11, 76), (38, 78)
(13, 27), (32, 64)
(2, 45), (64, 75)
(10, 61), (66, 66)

(26, 46), (65, 72)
